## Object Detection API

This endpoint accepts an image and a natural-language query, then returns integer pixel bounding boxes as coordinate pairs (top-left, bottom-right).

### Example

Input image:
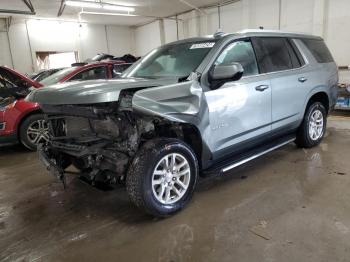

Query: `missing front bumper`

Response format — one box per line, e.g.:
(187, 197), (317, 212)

(38, 144), (67, 188)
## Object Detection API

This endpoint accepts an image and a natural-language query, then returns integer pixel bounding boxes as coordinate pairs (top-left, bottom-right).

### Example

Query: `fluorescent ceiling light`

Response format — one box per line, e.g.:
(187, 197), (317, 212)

(65, 0), (101, 9)
(65, 0), (135, 12)
(80, 11), (137, 16)
(102, 4), (135, 12)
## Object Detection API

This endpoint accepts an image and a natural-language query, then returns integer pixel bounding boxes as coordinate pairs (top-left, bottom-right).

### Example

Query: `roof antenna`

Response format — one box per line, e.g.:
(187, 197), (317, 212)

(214, 28), (225, 38)
(259, 26), (264, 30)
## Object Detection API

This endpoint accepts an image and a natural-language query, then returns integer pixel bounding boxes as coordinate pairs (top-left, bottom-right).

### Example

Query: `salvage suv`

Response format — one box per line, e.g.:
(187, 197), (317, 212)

(27, 30), (338, 217)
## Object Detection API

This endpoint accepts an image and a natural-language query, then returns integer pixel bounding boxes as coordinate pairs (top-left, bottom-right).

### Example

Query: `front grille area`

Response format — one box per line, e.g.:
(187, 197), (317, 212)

(51, 141), (85, 152)
(0, 122), (6, 131)
(49, 118), (66, 137)
(48, 116), (94, 138)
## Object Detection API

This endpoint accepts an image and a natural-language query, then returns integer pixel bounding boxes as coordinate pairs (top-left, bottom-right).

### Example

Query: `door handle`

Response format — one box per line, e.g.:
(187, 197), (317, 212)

(298, 77), (307, 83)
(255, 85), (269, 92)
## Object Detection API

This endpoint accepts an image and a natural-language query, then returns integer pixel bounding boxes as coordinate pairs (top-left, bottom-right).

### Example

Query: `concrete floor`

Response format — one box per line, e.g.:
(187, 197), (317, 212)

(1, 115), (350, 262)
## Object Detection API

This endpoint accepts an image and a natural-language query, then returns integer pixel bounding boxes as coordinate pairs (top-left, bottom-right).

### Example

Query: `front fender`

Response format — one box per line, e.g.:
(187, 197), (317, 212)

(132, 80), (203, 124)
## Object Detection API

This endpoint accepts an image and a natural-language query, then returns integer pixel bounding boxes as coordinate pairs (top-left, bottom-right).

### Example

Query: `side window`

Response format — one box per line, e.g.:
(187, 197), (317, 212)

(253, 37), (301, 73)
(69, 66), (107, 81)
(301, 39), (334, 63)
(215, 40), (259, 77)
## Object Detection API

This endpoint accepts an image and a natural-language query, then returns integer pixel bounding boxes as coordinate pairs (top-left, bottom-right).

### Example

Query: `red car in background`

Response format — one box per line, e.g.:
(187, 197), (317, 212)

(0, 60), (131, 150)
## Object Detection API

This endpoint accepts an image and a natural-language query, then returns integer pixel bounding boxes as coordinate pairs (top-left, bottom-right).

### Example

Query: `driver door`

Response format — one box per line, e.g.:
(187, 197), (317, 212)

(203, 40), (272, 159)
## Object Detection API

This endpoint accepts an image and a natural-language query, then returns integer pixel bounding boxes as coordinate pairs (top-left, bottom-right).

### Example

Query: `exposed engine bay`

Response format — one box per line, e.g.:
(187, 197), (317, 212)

(39, 91), (182, 186)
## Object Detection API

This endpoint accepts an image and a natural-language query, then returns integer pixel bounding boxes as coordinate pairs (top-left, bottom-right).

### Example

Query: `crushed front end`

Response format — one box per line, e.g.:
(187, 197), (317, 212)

(38, 93), (156, 186)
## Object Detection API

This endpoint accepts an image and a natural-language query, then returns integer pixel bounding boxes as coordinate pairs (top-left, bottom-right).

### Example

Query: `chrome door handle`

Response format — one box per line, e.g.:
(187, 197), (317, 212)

(255, 85), (269, 91)
(298, 77), (307, 83)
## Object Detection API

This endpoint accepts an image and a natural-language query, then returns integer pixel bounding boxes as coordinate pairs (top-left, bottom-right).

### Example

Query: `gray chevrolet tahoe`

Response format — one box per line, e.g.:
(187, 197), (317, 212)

(27, 30), (338, 217)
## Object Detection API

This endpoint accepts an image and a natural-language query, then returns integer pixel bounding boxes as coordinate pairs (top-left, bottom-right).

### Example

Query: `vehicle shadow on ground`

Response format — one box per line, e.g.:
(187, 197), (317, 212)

(4, 143), (297, 228)
(50, 146), (294, 224)
(0, 144), (31, 156)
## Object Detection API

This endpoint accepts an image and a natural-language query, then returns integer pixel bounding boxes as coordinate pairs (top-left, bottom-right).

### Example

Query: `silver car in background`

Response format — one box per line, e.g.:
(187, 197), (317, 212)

(27, 30), (338, 217)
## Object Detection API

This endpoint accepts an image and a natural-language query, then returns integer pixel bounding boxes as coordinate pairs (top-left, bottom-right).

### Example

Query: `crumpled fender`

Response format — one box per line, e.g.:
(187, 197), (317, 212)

(132, 79), (204, 124)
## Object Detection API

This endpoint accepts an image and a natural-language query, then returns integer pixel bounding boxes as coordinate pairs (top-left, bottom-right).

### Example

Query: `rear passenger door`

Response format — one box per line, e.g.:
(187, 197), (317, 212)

(252, 37), (308, 131)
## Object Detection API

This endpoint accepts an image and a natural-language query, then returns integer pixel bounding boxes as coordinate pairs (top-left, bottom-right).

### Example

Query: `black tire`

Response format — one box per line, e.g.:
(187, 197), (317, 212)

(126, 138), (199, 217)
(19, 114), (48, 151)
(295, 102), (327, 148)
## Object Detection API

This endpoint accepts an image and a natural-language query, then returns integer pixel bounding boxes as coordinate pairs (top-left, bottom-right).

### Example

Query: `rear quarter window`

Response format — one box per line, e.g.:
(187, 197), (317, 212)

(301, 39), (334, 63)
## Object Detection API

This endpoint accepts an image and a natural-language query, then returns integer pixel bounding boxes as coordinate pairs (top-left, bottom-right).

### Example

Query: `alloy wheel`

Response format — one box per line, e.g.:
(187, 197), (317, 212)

(152, 153), (191, 205)
(26, 119), (49, 145)
(308, 109), (324, 141)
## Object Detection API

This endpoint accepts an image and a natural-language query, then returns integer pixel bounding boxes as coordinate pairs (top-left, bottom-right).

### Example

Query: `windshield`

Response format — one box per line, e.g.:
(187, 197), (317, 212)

(40, 67), (77, 86)
(123, 41), (216, 79)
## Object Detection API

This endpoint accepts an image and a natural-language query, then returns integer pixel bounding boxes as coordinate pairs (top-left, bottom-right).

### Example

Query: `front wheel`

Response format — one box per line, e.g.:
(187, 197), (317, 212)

(126, 138), (199, 217)
(19, 114), (49, 151)
(295, 102), (327, 148)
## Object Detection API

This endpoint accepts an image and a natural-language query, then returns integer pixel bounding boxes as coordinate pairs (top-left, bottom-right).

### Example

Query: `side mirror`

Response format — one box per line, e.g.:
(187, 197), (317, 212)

(209, 62), (244, 88)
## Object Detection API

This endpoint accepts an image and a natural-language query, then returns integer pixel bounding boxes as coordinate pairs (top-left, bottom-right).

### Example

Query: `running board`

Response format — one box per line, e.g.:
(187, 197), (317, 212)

(203, 135), (296, 176)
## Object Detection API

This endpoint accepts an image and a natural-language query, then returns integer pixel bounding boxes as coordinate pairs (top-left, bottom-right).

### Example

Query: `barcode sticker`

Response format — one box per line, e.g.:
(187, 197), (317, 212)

(190, 42), (215, 49)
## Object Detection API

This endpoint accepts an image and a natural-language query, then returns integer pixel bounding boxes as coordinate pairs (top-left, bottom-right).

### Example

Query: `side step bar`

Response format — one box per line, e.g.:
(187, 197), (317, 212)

(221, 137), (295, 173)
(203, 135), (296, 176)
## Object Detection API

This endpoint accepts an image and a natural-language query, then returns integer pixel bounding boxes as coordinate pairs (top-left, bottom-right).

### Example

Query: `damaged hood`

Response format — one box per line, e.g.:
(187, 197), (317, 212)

(26, 78), (178, 105)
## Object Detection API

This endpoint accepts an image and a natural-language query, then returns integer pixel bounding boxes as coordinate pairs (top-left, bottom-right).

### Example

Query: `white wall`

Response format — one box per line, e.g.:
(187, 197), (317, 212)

(3, 18), (134, 74)
(199, 7), (219, 36)
(134, 0), (350, 81)
(0, 19), (13, 68)
(78, 23), (108, 61)
(220, 1), (244, 32)
(0, 32), (12, 68)
(106, 25), (135, 56)
(326, 0), (350, 66)
(134, 20), (162, 57)
(280, 0), (315, 33)
(245, 0), (280, 29)
(8, 19), (33, 73)
(163, 19), (178, 43)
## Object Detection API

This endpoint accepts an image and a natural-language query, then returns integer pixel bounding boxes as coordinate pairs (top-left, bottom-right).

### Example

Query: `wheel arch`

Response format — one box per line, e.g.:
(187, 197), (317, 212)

(16, 109), (43, 139)
(154, 121), (204, 169)
(303, 91), (330, 118)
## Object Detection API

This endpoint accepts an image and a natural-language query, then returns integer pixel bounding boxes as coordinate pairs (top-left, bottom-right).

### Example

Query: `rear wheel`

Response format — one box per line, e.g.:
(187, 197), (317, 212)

(126, 138), (199, 217)
(19, 114), (49, 151)
(295, 102), (327, 148)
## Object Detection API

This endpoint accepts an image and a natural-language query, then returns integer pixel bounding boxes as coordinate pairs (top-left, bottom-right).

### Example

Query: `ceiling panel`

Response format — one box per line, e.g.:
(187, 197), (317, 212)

(0, 0), (221, 26)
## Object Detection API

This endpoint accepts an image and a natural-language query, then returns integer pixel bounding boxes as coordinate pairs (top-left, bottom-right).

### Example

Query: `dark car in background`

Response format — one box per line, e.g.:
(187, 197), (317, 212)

(84, 53), (139, 63)
(28, 68), (65, 82)
(0, 60), (132, 150)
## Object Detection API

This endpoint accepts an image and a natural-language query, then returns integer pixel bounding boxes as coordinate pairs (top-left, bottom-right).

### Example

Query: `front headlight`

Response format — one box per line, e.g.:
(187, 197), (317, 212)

(0, 97), (17, 112)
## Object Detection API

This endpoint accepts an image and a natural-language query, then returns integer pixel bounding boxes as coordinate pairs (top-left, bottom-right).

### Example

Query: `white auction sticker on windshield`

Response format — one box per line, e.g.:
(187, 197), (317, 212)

(190, 42), (215, 49)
